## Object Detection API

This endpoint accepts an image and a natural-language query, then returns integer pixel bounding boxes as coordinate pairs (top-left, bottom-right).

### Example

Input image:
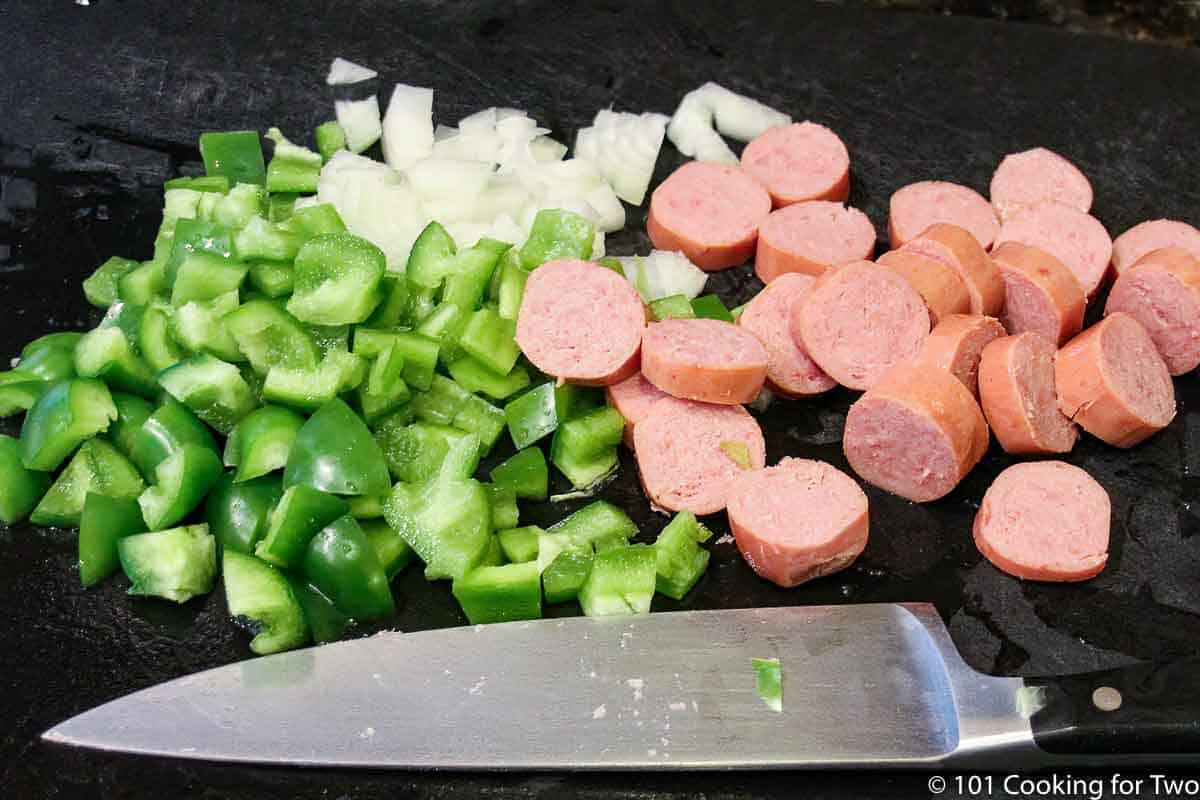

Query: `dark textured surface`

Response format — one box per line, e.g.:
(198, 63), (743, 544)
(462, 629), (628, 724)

(2, 1), (1199, 797)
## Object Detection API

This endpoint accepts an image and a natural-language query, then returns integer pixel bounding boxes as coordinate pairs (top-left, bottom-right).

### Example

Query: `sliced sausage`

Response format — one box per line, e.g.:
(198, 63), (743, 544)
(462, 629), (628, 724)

(900, 223), (1005, 316)
(634, 397), (766, 515)
(646, 161), (772, 271)
(991, 241), (1085, 347)
(736, 273), (836, 397)
(974, 461), (1109, 582)
(1055, 312), (1176, 448)
(791, 261), (930, 391)
(605, 372), (669, 449)
(843, 361), (989, 503)
(1111, 218), (1200, 276)
(754, 201), (875, 282)
(876, 249), (971, 326)
(1105, 247), (1200, 376)
(641, 318), (768, 405)
(978, 333), (1077, 455)
(994, 202), (1113, 297)
(888, 181), (1000, 250)
(516, 259), (645, 386)
(913, 313), (1006, 397)
(988, 147), (1093, 221)
(727, 457), (868, 588)
(740, 122), (851, 208)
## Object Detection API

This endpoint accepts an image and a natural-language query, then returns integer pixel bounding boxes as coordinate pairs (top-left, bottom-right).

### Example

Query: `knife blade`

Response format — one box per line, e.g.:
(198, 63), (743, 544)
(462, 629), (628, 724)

(41, 604), (1200, 768)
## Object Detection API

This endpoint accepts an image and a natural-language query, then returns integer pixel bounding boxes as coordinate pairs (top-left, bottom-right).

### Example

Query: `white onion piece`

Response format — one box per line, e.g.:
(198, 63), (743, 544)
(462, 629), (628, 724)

(667, 82), (789, 164)
(406, 158), (494, 200)
(486, 213), (527, 246)
(434, 124), (458, 142)
(584, 184), (626, 233)
(317, 153), (425, 269)
(700, 82), (790, 141)
(575, 109), (668, 205)
(335, 96), (383, 154)
(381, 83), (434, 170)
(618, 250), (708, 302)
(446, 221), (491, 249)
(458, 107), (498, 134)
(471, 174), (532, 223)
(529, 136), (568, 163)
(326, 57), (377, 86)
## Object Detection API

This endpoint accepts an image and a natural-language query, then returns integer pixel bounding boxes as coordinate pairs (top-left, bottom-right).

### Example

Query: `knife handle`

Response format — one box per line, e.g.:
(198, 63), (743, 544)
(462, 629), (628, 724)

(1029, 658), (1200, 754)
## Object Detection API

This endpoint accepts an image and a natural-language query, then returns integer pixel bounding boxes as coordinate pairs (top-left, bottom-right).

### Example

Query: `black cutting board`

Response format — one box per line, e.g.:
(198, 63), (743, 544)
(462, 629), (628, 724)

(2, 1), (1199, 797)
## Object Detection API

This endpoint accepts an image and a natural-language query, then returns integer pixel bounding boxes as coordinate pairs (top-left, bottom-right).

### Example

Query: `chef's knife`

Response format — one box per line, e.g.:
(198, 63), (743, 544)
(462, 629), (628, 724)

(42, 604), (1200, 768)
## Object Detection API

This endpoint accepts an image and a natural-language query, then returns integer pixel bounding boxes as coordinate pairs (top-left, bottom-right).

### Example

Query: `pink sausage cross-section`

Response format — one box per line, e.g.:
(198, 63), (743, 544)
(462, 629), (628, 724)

(978, 333), (1077, 455)
(740, 121), (851, 208)
(736, 273), (836, 397)
(994, 201), (1113, 297)
(641, 318), (768, 405)
(754, 200), (875, 282)
(1105, 246), (1200, 376)
(605, 372), (669, 449)
(888, 181), (1000, 250)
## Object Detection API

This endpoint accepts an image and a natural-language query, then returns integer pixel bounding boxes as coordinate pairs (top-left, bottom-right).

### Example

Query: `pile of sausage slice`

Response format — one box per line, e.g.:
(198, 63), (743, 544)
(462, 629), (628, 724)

(517, 126), (1200, 590)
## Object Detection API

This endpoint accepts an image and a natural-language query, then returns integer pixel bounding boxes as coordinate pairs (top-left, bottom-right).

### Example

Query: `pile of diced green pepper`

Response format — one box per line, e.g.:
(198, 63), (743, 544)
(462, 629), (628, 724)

(0, 125), (715, 656)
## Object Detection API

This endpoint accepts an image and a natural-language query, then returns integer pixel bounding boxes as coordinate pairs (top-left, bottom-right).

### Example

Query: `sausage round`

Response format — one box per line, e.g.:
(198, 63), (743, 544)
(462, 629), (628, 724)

(634, 397), (766, 515)
(993, 202), (1113, 297)
(605, 372), (669, 449)
(901, 223), (1005, 316)
(646, 161), (772, 271)
(516, 259), (645, 386)
(978, 333), (1077, 455)
(727, 458), (869, 588)
(988, 147), (1093, 221)
(991, 241), (1085, 347)
(1111, 218), (1200, 276)
(1055, 312), (1176, 448)
(791, 261), (930, 391)
(736, 273), (836, 397)
(973, 461), (1110, 582)
(641, 318), (768, 405)
(843, 362), (989, 503)
(754, 201), (875, 282)
(739, 122), (851, 208)
(876, 249), (971, 326)
(888, 181), (1000, 250)
(913, 313), (1007, 397)
(1105, 247), (1200, 376)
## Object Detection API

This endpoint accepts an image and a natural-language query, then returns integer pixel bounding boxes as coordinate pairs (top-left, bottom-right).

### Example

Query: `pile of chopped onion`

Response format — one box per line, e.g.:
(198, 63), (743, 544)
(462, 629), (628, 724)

(667, 82), (790, 163)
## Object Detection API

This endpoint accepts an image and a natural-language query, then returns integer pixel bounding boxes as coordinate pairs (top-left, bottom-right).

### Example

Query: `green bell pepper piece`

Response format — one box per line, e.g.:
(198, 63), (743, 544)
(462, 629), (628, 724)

(0, 435), (51, 523)
(302, 515), (395, 620)
(255, 484), (349, 568)
(363, 274), (409, 328)
(553, 383), (603, 421)
(83, 256), (140, 308)
(414, 303), (463, 351)
(138, 442), (223, 530)
(452, 561), (542, 625)
(199, 130), (266, 186)
(158, 354), (258, 434)
(490, 447), (549, 500)
(106, 393), (154, 461)
(360, 518), (416, 579)
(172, 290), (244, 362)
(503, 383), (557, 450)
(17, 332), (83, 383)
(118, 260), (168, 306)
(442, 244), (504, 315)
(118, 524), (216, 603)
(551, 405), (624, 464)
(519, 209), (594, 270)
(649, 294), (696, 321)
(138, 304), (185, 372)
(578, 543), (657, 617)
(375, 421), (480, 484)
(223, 405), (304, 482)
(287, 233), (385, 325)
(164, 175), (230, 193)
(262, 349), (364, 412)
(459, 307), (520, 376)
(287, 576), (351, 643)
(314, 121), (347, 163)
(383, 477), (491, 580)
(205, 472), (283, 555)
(129, 397), (217, 478)
(246, 260), (294, 298)
(166, 218), (235, 287)
(410, 374), (470, 427)
(0, 370), (47, 418)
(170, 251), (248, 306)
(498, 525), (542, 564)
(690, 294), (734, 322)
(452, 394), (505, 455)
(288, 204), (347, 239)
(405, 221), (457, 290)
(551, 448), (618, 492)
(73, 327), (158, 398)
(224, 299), (321, 375)
(308, 324), (352, 356)
(548, 501), (637, 545)
(446, 356), (530, 402)
(485, 483), (519, 530)
(234, 216), (303, 263)
(223, 549), (309, 655)
(752, 657), (783, 712)
(31, 438), (144, 528)
(19, 379), (116, 471)
(282, 398), (391, 496)
(492, 250), (529, 320)
(347, 493), (386, 519)
(78, 493), (147, 586)
(271, 193), (298, 222)
(265, 127), (322, 194)
(207, 182), (266, 229)
(653, 511), (712, 600)
(541, 542), (594, 604)
(353, 329), (439, 391)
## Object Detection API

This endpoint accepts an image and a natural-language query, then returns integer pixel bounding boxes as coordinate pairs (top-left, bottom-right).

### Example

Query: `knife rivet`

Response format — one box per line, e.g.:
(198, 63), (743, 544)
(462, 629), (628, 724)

(1092, 686), (1122, 712)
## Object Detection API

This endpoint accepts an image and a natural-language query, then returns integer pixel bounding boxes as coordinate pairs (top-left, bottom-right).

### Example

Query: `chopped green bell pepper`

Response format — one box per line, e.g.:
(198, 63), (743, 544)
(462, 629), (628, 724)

(360, 518), (416, 579)
(690, 294), (734, 322)
(0, 434), (51, 523)
(164, 175), (230, 193)
(405, 221), (457, 290)
(129, 397), (217, 478)
(498, 525), (542, 564)
(410, 374), (469, 427)
(223, 549), (309, 655)
(138, 304), (185, 372)
(578, 543), (657, 617)
(375, 421), (480, 484)
(138, 442), (223, 530)
(347, 493), (386, 519)
(459, 307), (520, 375)
(19, 378), (116, 471)
(118, 260), (168, 306)
(353, 329), (439, 391)
(172, 290), (244, 362)
(504, 383), (557, 450)
(553, 383), (604, 421)
(315, 120), (347, 163)
(166, 218), (235, 287)
(73, 327), (158, 398)
(302, 515), (395, 620)
(255, 484), (349, 568)
(363, 274), (408, 328)
(485, 483), (520, 530)
(752, 657), (783, 712)
(287, 576), (352, 644)
(446, 355), (530, 402)
(653, 511), (712, 600)
(31, 438), (145, 528)
(83, 256), (140, 308)
(205, 472), (283, 555)
(118, 524), (216, 603)
(288, 204), (347, 239)
(541, 543), (594, 604)
(78, 493), (147, 586)
(158, 354), (258, 434)
(18, 332), (82, 383)
(224, 299), (321, 375)
(452, 561), (542, 624)
(490, 447), (548, 500)
(452, 394), (506, 454)
(234, 216), (303, 262)
(550, 405), (623, 489)
(283, 398), (391, 496)
(262, 349), (364, 412)
(442, 244), (504, 315)
(287, 233), (385, 325)
(649, 294), (696, 321)
(519, 209), (595, 270)
(265, 127), (322, 194)
(170, 251), (248, 306)
(548, 500), (637, 545)
(106, 393), (154, 461)
(223, 405), (304, 482)
(199, 130), (266, 186)
(246, 260), (294, 298)
(0, 371), (47, 418)
(384, 477), (491, 580)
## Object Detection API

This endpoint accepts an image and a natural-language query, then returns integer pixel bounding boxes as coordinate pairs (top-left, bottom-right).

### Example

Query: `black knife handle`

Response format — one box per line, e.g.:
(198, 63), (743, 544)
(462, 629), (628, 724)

(1029, 658), (1200, 755)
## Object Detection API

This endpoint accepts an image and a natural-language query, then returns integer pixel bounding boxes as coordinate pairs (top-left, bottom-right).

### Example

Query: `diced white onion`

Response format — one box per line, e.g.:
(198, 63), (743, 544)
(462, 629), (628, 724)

(667, 82), (790, 164)
(326, 57), (377, 86)
(334, 96), (382, 154)
(381, 83), (434, 170)
(701, 82), (790, 141)
(575, 110), (668, 205)
(617, 250), (708, 302)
